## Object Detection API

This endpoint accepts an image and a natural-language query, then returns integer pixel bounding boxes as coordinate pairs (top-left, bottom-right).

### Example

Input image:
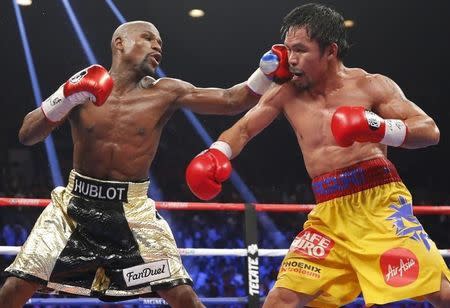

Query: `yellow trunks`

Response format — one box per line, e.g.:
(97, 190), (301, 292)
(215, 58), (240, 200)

(275, 158), (450, 307)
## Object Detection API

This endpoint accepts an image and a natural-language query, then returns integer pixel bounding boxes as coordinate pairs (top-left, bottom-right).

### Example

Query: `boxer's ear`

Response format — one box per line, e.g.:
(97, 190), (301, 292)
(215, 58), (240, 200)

(326, 42), (338, 60)
(114, 37), (124, 51)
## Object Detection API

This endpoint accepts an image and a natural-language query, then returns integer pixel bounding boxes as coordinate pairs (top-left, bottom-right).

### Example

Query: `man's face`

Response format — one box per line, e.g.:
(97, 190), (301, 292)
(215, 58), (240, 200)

(122, 24), (163, 77)
(284, 26), (328, 90)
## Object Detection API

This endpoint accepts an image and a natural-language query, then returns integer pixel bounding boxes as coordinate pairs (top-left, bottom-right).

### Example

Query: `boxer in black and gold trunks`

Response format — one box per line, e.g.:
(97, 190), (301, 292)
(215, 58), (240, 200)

(7, 170), (190, 298)
(0, 20), (276, 307)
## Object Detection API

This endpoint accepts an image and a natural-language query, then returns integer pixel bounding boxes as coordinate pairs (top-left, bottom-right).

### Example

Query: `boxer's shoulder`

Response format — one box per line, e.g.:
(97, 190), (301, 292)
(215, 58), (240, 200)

(140, 77), (192, 93)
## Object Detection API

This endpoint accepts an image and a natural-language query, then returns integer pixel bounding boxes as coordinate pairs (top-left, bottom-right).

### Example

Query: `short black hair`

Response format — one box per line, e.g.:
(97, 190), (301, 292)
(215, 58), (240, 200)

(281, 3), (349, 59)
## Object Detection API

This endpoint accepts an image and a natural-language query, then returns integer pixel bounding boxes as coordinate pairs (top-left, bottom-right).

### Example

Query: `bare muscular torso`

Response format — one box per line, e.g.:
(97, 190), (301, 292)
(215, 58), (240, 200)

(281, 68), (386, 178)
(69, 78), (178, 181)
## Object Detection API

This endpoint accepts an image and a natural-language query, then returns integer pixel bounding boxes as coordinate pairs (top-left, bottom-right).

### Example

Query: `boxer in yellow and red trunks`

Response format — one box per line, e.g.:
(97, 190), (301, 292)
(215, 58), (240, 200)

(185, 3), (450, 307)
(275, 157), (449, 307)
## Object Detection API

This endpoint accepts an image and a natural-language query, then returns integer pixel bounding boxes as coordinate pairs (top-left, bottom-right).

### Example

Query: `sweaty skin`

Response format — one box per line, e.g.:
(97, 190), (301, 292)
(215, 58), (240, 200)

(216, 25), (447, 308)
(18, 21), (259, 181)
(219, 27), (439, 178)
(10, 21), (259, 308)
(68, 76), (256, 181)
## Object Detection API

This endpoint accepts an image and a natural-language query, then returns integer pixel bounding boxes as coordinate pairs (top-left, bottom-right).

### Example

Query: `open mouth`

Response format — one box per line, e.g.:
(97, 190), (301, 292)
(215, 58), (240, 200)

(290, 68), (304, 77)
(291, 70), (304, 76)
(292, 72), (305, 79)
(148, 53), (162, 65)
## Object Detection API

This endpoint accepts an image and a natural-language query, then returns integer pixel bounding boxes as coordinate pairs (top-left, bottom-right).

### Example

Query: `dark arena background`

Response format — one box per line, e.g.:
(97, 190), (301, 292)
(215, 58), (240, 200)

(1, 0), (450, 307)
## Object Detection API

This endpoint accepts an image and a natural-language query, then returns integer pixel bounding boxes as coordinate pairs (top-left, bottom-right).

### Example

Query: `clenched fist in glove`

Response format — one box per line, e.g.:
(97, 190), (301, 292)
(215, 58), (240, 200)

(331, 106), (407, 147)
(259, 44), (293, 83)
(186, 141), (232, 200)
(41, 65), (113, 122)
(247, 44), (293, 95)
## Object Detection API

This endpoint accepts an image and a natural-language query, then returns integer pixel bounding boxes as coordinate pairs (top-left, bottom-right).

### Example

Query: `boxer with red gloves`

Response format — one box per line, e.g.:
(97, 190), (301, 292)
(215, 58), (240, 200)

(8, 20), (289, 308)
(41, 65), (113, 123)
(186, 4), (447, 308)
(331, 106), (407, 147)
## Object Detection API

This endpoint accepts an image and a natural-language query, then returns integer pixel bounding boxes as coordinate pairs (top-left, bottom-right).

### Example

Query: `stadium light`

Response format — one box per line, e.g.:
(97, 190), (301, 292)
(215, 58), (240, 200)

(189, 9), (205, 18)
(17, 0), (32, 6)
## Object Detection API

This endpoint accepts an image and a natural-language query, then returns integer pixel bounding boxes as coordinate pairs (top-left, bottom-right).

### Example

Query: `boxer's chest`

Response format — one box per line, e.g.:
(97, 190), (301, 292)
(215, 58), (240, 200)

(283, 85), (374, 143)
(73, 93), (171, 141)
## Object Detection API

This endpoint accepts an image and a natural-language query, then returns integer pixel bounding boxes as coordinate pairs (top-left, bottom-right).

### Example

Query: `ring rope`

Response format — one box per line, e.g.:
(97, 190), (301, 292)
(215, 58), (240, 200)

(25, 297), (427, 306)
(1, 246), (449, 257)
(1, 198), (450, 214)
(26, 296), (248, 305)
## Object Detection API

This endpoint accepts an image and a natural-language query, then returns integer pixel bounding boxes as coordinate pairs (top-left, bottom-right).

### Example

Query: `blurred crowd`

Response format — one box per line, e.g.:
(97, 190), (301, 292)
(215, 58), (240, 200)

(0, 148), (449, 308)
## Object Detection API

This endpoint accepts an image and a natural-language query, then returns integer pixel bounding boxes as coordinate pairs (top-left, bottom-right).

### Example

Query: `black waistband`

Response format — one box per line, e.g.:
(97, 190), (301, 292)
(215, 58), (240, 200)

(71, 174), (129, 202)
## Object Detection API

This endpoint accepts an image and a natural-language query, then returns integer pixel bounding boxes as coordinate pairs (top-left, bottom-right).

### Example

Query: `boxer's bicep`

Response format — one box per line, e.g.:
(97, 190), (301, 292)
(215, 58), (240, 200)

(372, 74), (426, 120)
(371, 74), (440, 148)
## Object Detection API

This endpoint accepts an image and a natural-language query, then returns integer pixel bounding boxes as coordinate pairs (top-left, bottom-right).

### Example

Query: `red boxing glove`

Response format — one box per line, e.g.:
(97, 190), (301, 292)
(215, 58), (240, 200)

(247, 44), (293, 95)
(41, 65), (114, 122)
(259, 44), (293, 83)
(331, 106), (407, 147)
(186, 144), (232, 200)
(65, 64), (113, 106)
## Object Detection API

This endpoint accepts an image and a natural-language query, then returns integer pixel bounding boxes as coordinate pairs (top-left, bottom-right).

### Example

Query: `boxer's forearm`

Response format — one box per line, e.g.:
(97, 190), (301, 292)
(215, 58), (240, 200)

(225, 83), (261, 115)
(217, 123), (249, 159)
(217, 95), (281, 159)
(18, 108), (58, 145)
(401, 115), (440, 149)
(179, 82), (259, 116)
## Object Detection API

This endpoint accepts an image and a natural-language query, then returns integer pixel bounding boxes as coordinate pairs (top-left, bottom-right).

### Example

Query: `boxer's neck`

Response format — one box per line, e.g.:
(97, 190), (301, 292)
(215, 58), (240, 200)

(109, 65), (144, 95)
(308, 61), (346, 97)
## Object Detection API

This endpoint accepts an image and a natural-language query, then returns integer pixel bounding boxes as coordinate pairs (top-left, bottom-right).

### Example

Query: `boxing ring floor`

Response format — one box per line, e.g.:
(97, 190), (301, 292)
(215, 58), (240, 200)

(0, 197), (449, 307)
